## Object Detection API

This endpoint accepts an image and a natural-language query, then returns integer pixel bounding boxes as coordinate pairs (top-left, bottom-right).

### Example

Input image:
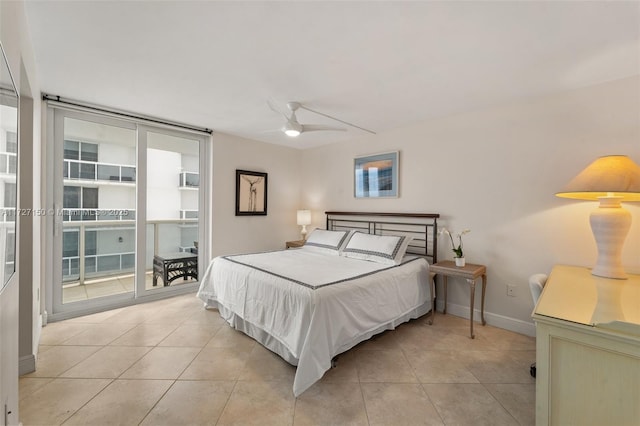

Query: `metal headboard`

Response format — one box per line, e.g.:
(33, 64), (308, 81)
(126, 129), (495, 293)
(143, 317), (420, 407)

(325, 211), (439, 264)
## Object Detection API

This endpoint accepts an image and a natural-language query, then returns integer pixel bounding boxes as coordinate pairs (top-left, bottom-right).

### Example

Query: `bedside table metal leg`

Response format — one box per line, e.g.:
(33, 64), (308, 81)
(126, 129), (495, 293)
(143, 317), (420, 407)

(442, 276), (448, 314)
(468, 278), (476, 339)
(481, 274), (487, 326)
(427, 276), (436, 325)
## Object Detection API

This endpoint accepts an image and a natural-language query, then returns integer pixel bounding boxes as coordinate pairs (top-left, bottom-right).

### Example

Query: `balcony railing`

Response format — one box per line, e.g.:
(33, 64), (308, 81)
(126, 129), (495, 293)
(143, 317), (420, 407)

(179, 209), (198, 219)
(0, 208), (15, 222)
(179, 172), (199, 188)
(63, 218), (197, 285)
(63, 252), (135, 279)
(63, 208), (135, 222)
(64, 159), (136, 184)
(0, 152), (17, 174)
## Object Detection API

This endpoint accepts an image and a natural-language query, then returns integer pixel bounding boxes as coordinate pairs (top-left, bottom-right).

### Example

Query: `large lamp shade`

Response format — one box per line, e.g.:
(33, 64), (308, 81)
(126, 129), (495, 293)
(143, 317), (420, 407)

(556, 155), (640, 279)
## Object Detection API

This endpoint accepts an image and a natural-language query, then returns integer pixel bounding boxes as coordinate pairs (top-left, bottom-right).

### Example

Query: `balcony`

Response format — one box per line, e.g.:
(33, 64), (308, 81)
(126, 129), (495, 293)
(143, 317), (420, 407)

(62, 218), (198, 303)
(62, 272), (160, 303)
(179, 209), (198, 219)
(179, 171), (199, 188)
(64, 159), (136, 184)
(63, 208), (135, 222)
(0, 152), (17, 175)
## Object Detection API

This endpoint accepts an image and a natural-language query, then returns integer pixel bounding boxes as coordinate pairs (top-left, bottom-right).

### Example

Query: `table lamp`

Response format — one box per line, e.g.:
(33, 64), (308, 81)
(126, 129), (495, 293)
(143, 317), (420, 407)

(556, 155), (640, 279)
(297, 209), (311, 240)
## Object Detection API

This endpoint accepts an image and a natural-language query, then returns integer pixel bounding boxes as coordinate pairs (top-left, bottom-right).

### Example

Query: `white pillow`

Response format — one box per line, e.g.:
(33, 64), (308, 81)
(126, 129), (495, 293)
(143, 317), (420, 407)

(301, 229), (351, 255)
(341, 232), (412, 265)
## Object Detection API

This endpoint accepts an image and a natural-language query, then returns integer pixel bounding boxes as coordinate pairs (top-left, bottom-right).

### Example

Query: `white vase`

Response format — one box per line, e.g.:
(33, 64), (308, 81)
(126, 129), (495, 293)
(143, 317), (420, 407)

(455, 257), (466, 267)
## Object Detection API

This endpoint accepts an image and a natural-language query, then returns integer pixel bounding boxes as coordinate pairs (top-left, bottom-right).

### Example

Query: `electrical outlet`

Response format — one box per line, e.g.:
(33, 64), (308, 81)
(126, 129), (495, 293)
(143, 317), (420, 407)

(507, 284), (516, 297)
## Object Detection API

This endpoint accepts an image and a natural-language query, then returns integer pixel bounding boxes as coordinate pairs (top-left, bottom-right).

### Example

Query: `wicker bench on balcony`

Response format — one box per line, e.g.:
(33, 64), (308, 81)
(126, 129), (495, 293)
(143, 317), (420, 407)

(152, 252), (198, 286)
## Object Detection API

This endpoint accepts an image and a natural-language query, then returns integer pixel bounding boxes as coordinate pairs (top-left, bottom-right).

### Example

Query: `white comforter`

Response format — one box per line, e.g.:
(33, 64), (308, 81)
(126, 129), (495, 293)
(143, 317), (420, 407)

(196, 248), (432, 396)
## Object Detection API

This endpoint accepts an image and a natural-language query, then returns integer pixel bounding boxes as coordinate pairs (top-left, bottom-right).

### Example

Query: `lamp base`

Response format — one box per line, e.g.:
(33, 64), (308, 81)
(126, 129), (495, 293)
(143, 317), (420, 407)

(589, 198), (631, 280)
(590, 278), (625, 324)
(300, 225), (308, 241)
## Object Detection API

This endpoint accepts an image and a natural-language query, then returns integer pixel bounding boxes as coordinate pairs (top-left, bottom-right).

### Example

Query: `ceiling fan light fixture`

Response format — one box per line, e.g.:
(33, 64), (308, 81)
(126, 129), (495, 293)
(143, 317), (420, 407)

(283, 121), (301, 137)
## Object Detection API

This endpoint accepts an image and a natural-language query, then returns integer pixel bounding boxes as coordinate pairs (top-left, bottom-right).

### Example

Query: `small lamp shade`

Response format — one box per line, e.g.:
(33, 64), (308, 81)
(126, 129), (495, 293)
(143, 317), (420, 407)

(297, 210), (311, 226)
(297, 209), (311, 240)
(556, 155), (640, 279)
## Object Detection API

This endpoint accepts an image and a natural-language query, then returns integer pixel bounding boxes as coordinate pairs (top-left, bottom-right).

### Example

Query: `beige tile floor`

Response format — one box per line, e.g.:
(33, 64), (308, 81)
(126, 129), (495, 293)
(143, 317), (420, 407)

(20, 293), (536, 425)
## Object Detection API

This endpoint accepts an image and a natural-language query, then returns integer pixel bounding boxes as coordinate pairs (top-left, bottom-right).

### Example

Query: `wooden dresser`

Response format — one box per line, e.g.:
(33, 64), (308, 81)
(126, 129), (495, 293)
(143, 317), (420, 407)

(532, 265), (640, 425)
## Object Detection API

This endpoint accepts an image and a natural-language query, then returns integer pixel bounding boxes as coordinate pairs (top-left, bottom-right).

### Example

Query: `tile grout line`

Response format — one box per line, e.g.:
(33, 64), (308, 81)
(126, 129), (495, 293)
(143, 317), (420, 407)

(418, 383), (446, 425)
(215, 379), (240, 425)
(59, 377), (116, 425)
(136, 378), (178, 426)
(480, 383), (522, 425)
(357, 380), (371, 426)
(133, 306), (216, 425)
(399, 329), (448, 425)
(58, 309), (151, 424)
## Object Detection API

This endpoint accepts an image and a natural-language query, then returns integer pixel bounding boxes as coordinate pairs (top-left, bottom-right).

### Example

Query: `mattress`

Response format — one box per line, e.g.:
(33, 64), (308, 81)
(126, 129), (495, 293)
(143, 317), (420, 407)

(196, 248), (433, 396)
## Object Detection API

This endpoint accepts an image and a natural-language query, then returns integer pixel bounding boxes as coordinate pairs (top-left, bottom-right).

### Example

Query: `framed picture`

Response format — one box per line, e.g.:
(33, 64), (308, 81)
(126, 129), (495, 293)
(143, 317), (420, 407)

(236, 170), (268, 215)
(354, 151), (399, 198)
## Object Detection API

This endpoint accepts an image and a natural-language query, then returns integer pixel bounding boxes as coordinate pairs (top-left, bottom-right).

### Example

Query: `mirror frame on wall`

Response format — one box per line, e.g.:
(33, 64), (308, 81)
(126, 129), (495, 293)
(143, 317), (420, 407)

(0, 41), (19, 291)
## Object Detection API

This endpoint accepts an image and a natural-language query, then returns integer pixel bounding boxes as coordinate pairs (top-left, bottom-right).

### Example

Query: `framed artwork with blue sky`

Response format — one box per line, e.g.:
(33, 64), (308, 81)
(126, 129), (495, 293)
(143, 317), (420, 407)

(354, 151), (399, 198)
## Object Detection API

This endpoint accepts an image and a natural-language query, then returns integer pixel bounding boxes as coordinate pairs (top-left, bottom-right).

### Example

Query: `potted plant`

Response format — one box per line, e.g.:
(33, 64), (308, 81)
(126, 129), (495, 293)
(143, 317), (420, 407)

(440, 227), (470, 267)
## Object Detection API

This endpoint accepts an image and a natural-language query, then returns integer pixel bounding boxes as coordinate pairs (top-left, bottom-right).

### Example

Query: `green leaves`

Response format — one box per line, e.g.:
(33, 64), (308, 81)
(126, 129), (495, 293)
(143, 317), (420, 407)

(439, 226), (470, 258)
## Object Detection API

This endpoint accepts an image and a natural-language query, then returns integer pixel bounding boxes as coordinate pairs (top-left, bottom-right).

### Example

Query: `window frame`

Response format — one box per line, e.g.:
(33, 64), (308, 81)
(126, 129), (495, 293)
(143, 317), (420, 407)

(46, 106), (211, 320)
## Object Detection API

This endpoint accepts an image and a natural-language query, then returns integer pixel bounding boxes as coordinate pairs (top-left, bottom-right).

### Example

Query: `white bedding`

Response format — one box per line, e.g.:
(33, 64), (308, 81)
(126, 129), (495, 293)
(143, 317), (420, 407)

(196, 248), (433, 396)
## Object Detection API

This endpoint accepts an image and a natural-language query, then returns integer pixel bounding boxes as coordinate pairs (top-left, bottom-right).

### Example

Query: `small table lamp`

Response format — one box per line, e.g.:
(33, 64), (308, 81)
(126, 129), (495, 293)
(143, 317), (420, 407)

(556, 155), (640, 279)
(297, 209), (311, 240)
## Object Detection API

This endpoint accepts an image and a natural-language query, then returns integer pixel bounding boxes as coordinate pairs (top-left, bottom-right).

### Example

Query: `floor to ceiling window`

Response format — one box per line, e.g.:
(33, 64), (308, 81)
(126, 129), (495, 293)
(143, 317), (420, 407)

(46, 105), (209, 319)
(59, 117), (137, 303)
(139, 128), (201, 297)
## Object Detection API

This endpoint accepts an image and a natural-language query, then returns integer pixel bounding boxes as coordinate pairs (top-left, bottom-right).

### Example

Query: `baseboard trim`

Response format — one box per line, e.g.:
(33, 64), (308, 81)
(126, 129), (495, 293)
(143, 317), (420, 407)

(35, 313), (43, 349)
(19, 354), (36, 375)
(435, 300), (536, 337)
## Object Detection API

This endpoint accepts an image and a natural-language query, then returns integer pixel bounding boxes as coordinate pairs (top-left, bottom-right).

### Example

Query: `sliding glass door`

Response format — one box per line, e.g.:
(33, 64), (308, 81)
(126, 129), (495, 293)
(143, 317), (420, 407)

(50, 109), (207, 317)
(137, 127), (201, 296)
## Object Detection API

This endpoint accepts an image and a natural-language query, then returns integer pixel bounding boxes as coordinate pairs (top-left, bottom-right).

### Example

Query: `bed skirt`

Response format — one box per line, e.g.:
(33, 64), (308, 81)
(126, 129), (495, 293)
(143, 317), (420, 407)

(202, 298), (433, 394)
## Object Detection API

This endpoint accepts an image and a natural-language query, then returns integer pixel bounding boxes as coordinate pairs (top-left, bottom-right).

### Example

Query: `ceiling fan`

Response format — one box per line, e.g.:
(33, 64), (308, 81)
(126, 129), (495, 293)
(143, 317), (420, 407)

(268, 101), (376, 138)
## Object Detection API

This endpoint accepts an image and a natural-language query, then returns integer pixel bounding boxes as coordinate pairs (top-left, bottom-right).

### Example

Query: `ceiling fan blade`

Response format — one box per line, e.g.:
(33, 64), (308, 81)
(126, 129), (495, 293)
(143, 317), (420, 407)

(266, 100), (368, 137)
(267, 99), (292, 121)
(301, 124), (347, 133)
(298, 104), (376, 134)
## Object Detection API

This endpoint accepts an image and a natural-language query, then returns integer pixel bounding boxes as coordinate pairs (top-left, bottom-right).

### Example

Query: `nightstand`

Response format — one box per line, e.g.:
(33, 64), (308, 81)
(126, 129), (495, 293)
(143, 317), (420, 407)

(286, 239), (305, 249)
(430, 260), (487, 339)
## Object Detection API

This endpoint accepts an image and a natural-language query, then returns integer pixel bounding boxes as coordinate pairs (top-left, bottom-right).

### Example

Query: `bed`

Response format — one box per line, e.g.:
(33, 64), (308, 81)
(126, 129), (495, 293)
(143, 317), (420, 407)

(196, 211), (439, 396)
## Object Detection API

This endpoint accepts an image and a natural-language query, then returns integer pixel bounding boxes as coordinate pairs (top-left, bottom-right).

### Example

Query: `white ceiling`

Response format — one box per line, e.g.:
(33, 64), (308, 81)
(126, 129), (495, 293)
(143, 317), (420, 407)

(24, 1), (640, 149)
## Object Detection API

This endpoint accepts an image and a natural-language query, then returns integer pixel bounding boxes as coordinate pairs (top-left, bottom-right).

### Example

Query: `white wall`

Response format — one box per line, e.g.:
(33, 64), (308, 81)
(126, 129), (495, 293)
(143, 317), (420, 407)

(180, 154), (199, 212)
(147, 148), (181, 220)
(300, 76), (640, 335)
(211, 133), (301, 257)
(98, 142), (135, 166)
(98, 186), (135, 211)
(182, 154), (198, 173)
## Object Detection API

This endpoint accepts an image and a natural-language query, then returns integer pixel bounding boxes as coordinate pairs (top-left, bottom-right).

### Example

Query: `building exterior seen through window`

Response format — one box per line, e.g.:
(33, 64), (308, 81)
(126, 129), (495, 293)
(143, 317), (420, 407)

(61, 122), (199, 288)
(0, 122), (17, 286)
